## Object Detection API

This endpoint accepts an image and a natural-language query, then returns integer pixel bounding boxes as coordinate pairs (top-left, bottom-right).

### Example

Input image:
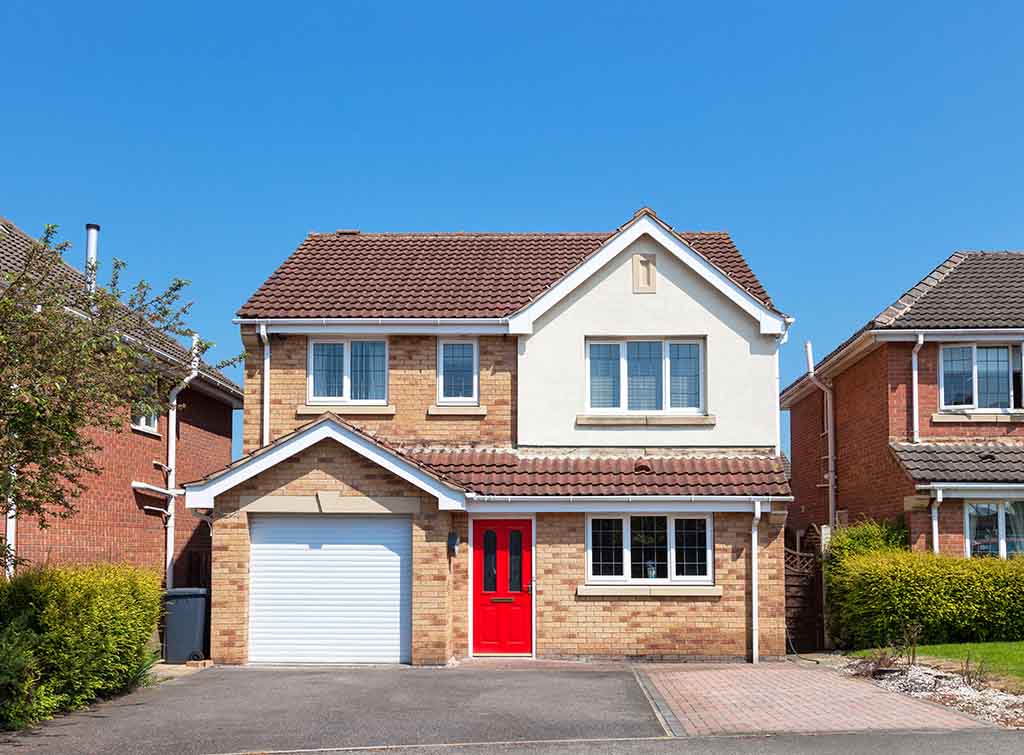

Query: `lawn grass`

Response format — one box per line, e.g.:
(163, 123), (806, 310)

(913, 641), (1024, 681)
(854, 641), (1024, 685)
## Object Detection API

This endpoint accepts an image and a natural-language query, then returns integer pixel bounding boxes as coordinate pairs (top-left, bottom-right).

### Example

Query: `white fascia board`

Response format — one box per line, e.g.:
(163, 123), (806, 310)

(184, 419), (465, 511)
(872, 329), (1024, 342)
(235, 318), (510, 336)
(507, 215), (788, 336)
(464, 494), (788, 513)
(917, 482), (1024, 500)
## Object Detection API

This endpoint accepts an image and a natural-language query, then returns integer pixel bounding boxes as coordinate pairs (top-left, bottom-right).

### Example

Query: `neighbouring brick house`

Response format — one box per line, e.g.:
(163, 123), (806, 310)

(184, 208), (793, 665)
(1, 217), (242, 587)
(782, 251), (1024, 560)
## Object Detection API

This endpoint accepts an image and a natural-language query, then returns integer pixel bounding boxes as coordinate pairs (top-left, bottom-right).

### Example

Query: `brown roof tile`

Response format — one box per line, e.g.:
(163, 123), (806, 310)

(1, 217), (242, 399)
(237, 215), (774, 319)
(409, 448), (790, 497)
(891, 442), (1024, 483)
(882, 252), (1024, 329)
(782, 250), (1024, 400)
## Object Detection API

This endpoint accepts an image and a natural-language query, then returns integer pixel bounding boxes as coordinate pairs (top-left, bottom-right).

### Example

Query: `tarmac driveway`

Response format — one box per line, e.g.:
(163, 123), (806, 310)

(0, 663), (664, 755)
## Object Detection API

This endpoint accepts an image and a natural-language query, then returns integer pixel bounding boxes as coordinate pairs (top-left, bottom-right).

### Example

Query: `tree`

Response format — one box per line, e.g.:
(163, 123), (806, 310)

(0, 224), (234, 572)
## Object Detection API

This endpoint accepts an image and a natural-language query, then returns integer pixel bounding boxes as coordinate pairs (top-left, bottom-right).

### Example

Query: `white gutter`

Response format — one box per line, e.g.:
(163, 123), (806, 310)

(235, 317), (510, 326)
(461, 494), (785, 514)
(805, 341), (837, 527)
(163, 335), (200, 588)
(912, 334), (924, 443)
(462, 493), (790, 503)
(917, 482), (1024, 501)
(259, 324), (270, 447)
(931, 500), (940, 554)
(872, 328), (1024, 341)
(751, 499), (762, 664)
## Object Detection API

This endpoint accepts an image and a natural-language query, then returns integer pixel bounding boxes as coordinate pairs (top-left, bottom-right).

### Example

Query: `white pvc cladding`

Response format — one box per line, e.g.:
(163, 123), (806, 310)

(232, 215), (789, 338)
(182, 417), (789, 513)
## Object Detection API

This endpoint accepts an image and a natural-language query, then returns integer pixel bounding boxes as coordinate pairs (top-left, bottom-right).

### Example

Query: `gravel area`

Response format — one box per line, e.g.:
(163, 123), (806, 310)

(839, 660), (1024, 729)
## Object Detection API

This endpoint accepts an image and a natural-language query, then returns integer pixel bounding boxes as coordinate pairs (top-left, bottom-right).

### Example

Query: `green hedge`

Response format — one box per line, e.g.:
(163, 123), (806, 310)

(825, 521), (1024, 648)
(825, 518), (908, 568)
(0, 564), (163, 730)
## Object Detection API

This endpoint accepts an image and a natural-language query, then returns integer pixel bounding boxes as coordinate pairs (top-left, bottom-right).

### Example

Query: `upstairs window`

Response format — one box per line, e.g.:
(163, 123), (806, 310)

(940, 344), (1022, 410)
(131, 406), (159, 433)
(308, 338), (388, 404)
(587, 339), (704, 413)
(437, 339), (479, 405)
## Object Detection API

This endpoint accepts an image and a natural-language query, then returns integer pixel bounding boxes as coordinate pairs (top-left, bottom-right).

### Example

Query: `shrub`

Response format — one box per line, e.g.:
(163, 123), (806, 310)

(828, 551), (1024, 649)
(0, 564), (162, 730)
(825, 518), (908, 569)
(824, 519), (909, 645)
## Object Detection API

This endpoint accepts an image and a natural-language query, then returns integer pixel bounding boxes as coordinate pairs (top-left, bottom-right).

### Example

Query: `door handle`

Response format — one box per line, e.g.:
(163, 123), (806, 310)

(490, 597), (514, 603)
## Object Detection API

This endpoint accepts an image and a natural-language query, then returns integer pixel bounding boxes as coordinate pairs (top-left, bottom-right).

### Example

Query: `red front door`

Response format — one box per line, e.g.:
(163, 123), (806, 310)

(473, 519), (532, 655)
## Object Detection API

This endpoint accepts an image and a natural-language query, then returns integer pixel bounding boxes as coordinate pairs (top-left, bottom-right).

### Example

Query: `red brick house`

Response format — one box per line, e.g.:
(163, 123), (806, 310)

(184, 208), (793, 665)
(782, 251), (1024, 559)
(1, 217), (243, 587)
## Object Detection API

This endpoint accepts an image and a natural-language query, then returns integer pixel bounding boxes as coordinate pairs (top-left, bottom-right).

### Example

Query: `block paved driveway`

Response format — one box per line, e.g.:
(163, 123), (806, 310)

(0, 661), (990, 754)
(637, 662), (989, 737)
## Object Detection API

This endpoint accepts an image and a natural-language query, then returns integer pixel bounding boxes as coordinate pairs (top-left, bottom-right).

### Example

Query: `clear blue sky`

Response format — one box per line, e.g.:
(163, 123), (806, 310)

(3, 1), (1023, 455)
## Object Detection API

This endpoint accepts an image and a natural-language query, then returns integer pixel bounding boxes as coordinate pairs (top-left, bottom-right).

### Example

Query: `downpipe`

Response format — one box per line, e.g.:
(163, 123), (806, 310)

(164, 335), (200, 588)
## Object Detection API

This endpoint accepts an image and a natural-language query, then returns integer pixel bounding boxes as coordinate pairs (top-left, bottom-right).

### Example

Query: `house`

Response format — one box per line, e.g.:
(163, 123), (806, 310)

(782, 251), (1024, 559)
(183, 208), (792, 665)
(1, 217), (243, 586)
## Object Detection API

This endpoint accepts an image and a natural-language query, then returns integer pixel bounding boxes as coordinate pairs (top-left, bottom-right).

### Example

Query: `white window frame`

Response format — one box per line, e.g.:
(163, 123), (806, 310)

(584, 513), (714, 586)
(584, 338), (706, 415)
(964, 500), (1024, 559)
(436, 337), (479, 406)
(131, 411), (159, 434)
(939, 343), (1019, 412)
(306, 336), (389, 405)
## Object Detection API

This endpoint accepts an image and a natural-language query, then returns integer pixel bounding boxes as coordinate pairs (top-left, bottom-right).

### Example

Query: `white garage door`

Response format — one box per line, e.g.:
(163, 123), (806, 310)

(248, 515), (412, 663)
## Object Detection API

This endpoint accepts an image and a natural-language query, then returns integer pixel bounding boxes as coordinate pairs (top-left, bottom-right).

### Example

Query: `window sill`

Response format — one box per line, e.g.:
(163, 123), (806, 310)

(427, 404), (487, 416)
(130, 425), (161, 438)
(575, 414), (716, 427)
(932, 411), (1024, 424)
(296, 404), (396, 416)
(576, 584), (721, 597)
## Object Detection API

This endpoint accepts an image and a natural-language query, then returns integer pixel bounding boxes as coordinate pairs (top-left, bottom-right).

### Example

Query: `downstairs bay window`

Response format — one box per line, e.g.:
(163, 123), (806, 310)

(965, 501), (1024, 559)
(585, 514), (714, 585)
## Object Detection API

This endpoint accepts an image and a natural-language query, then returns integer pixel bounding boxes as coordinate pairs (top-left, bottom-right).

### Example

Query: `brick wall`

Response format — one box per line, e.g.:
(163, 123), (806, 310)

(832, 344), (916, 525)
(209, 439), (454, 665)
(908, 500), (966, 556)
(241, 329), (516, 453)
(15, 386), (232, 586)
(787, 390), (826, 534)
(533, 512), (785, 660)
(890, 343), (1024, 440)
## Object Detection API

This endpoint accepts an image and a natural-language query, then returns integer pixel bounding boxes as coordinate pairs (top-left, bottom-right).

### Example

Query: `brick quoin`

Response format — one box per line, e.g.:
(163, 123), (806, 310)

(15, 386), (233, 586)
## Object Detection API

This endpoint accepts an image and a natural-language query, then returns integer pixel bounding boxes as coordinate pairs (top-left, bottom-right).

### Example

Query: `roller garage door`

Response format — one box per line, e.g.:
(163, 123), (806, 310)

(248, 515), (412, 663)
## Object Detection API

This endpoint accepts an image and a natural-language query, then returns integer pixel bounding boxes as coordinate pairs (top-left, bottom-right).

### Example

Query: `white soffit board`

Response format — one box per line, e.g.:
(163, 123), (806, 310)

(248, 515), (412, 664)
(507, 215), (787, 336)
